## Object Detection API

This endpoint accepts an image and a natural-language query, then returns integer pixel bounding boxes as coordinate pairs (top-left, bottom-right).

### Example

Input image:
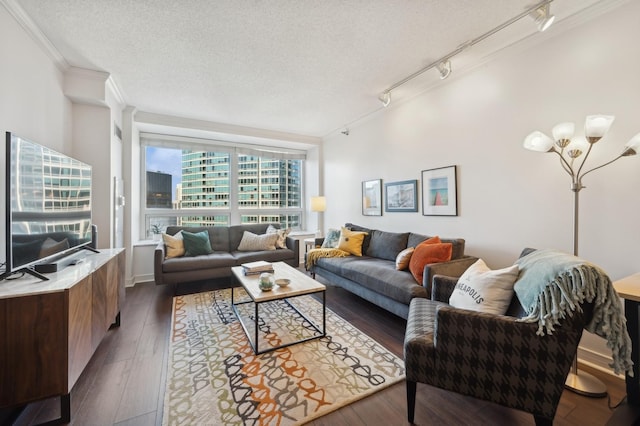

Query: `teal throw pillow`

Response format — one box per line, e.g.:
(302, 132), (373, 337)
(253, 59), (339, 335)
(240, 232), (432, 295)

(182, 230), (213, 256)
(321, 228), (341, 248)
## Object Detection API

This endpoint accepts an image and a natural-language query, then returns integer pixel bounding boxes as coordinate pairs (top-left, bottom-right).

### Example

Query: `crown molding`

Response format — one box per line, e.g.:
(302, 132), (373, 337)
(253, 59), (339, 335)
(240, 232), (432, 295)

(1, 0), (69, 71)
(135, 111), (322, 149)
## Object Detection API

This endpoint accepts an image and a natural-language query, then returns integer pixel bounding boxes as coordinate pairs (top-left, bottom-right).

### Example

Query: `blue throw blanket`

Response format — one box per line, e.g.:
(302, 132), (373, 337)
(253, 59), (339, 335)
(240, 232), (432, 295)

(515, 248), (633, 376)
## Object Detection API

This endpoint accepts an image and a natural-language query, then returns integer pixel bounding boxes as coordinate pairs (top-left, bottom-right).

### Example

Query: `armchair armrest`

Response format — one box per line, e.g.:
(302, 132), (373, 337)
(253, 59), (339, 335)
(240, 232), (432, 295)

(431, 275), (458, 302)
(286, 236), (300, 261)
(422, 255), (478, 294)
(154, 242), (166, 285)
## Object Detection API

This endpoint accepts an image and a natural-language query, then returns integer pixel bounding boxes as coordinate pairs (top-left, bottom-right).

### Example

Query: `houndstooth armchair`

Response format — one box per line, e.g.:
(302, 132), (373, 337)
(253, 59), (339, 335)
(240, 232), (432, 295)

(403, 272), (591, 426)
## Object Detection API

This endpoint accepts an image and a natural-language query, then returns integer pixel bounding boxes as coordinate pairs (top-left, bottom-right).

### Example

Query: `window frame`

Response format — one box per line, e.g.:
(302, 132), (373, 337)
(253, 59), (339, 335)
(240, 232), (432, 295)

(140, 134), (306, 239)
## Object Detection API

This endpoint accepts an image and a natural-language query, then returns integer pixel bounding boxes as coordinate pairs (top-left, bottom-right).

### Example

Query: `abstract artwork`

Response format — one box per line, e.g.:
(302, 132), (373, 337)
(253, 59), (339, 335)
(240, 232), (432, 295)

(422, 166), (458, 216)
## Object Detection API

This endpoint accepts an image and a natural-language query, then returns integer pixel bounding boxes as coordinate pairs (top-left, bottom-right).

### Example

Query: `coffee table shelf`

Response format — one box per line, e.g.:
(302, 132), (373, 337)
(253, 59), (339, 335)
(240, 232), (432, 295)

(231, 262), (326, 354)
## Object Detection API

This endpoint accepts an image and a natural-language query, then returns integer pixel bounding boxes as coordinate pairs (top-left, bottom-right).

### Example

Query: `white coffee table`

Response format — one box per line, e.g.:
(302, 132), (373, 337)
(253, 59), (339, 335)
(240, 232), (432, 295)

(231, 261), (326, 354)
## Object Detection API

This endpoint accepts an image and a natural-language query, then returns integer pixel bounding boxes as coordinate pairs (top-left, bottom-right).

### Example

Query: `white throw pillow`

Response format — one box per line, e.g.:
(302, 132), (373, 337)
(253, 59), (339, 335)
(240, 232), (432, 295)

(448, 259), (519, 315)
(266, 224), (291, 249)
(162, 231), (185, 259)
(237, 231), (278, 251)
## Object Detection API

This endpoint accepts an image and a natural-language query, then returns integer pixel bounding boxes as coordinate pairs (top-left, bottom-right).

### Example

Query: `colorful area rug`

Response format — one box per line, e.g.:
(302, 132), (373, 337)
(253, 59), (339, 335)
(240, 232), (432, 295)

(162, 288), (405, 425)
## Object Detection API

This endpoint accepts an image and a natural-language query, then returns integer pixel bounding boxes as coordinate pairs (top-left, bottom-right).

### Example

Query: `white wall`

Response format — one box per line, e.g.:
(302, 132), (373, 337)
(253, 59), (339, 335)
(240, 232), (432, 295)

(0, 4), (72, 264)
(1, 5), (123, 266)
(322, 2), (640, 372)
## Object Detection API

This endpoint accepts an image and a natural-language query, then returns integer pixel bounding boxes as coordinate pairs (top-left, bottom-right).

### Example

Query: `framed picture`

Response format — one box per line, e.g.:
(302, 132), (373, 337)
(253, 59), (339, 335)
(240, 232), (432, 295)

(362, 179), (382, 216)
(422, 165), (458, 216)
(384, 180), (418, 212)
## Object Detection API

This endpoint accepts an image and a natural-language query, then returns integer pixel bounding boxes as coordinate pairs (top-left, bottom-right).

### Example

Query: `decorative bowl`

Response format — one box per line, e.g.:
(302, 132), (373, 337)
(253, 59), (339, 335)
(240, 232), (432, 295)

(275, 278), (291, 287)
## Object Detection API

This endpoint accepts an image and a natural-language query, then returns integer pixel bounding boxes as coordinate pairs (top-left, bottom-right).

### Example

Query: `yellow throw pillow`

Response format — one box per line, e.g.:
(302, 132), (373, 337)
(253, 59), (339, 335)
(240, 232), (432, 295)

(163, 231), (185, 259)
(395, 247), (414, 270)
(338, 226), (368, 256)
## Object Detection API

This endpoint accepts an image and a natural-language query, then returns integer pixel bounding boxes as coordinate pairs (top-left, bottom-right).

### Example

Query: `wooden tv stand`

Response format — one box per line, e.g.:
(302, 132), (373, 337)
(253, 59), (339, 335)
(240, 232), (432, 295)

(0, 248), (125, 423)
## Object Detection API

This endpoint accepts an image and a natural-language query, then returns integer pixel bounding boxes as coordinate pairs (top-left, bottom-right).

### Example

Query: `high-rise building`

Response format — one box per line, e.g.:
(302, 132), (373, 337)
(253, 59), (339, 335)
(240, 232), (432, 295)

(180, 151), (301, 227)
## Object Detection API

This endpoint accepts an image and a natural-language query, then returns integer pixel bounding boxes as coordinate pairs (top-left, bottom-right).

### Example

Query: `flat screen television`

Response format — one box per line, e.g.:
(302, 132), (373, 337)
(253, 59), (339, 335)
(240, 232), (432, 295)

(2, 132), (94, 280)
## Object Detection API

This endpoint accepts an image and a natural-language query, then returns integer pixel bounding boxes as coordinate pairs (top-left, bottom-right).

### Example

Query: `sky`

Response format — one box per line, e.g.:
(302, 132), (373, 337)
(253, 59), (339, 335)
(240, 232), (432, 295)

(146, 147), (182, 200)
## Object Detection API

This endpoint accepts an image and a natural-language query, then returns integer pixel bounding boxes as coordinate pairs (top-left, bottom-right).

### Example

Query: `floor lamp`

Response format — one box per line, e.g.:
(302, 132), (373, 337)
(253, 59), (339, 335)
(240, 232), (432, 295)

(524, 115), (640, 397)
(310, 196), (326, 237)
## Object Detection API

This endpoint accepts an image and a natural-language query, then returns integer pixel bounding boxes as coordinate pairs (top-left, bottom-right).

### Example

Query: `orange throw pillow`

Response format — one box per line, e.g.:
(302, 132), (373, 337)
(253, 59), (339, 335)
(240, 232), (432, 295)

(408, 236), (452, 284)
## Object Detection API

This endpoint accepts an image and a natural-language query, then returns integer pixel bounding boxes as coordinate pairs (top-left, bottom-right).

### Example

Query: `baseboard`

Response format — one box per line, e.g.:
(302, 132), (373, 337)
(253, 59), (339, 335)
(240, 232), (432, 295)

(577, 345), (623, 379)
(131, 274), (155, 287)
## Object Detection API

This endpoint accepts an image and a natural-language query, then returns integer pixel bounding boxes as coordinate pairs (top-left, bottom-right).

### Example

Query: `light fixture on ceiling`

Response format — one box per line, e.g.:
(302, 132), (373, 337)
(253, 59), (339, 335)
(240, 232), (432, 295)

(379, 92), (391, 107)
(436, 60), (452, 80)
(524, 115), (639, 398)
(377, 0), (554, 107)
(530, 4), (555, 32)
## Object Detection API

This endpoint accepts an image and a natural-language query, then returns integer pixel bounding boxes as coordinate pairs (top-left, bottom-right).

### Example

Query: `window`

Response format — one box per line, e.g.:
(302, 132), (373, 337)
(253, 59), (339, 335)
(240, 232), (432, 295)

(141, 135), (305, 239)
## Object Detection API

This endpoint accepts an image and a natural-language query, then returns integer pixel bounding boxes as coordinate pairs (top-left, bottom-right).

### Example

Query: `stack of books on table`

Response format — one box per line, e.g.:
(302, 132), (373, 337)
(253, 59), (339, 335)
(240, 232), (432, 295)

(241, 260), (274, 275)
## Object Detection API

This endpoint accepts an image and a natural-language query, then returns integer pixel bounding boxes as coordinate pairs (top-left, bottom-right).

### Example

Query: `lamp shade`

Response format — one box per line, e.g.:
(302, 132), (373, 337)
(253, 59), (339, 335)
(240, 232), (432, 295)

(524, 131), (554, 152)
(623, 132), (640, 156)
(566, 136), (589, 158)
(585, 115), (615, 139)
(310, 196), (326, 212)
(552, 122), (575, 142)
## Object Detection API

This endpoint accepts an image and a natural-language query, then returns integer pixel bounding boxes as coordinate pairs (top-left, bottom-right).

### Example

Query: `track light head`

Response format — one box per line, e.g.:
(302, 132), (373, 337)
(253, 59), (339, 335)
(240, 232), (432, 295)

(436, 60), (452, 79)
(530, 4), (555, 32)
(379, 92), (391, 107)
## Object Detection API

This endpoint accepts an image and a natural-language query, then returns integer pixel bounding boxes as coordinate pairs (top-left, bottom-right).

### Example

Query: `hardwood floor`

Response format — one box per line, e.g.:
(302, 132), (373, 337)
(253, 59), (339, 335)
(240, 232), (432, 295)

(5, 275), (629, 425)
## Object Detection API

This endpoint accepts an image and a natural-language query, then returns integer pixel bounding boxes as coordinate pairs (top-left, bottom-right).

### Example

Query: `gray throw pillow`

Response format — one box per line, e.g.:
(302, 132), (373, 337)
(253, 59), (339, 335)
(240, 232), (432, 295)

(182, 230), (213, 256)
(237, 231), (278, 251)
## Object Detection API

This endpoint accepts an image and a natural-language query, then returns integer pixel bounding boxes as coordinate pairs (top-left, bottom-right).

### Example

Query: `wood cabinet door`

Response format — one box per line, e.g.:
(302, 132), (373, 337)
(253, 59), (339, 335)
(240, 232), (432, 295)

(68, 277), (93, 390)
(0, 292), (68, 405)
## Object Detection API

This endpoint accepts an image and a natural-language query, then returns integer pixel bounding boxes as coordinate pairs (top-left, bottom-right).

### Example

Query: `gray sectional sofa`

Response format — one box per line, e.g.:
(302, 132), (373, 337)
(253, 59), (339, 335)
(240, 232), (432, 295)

(154, 223), (299, 288)
(308, 223), (477, 319)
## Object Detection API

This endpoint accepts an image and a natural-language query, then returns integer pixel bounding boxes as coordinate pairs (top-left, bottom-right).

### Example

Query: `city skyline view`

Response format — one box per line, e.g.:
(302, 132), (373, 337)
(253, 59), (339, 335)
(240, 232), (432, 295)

(144, 145), (303, 230)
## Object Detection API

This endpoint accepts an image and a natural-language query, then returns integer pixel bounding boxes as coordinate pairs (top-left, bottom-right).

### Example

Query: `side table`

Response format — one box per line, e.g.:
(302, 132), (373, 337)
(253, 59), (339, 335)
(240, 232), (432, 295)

(607, 272), (640, 425)
(304, 237), (316, 253)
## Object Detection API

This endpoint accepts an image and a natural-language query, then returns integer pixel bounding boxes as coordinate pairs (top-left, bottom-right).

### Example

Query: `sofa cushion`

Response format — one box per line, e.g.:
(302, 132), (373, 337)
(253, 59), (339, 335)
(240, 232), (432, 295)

(409, 237), (452, 284)
(314, 255), (362, 276)
(162, 252), (237, 272)
(162, 231), (185, 259)
(367, 230), (410, 261)
(232, 249), (296, 264)
(408, 233), (465, 260)
(182, 230), (214, 256)
(339, 258), (428, 304)
(166, 226), (230, 252)
(449, 258), (519, 315)
(237, 231), (278, 251)
(338, 227), (368, 256)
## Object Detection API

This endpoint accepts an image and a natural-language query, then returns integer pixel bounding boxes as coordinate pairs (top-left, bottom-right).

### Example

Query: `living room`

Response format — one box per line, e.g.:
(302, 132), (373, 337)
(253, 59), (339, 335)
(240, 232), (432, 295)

(1, 0), (639, 424)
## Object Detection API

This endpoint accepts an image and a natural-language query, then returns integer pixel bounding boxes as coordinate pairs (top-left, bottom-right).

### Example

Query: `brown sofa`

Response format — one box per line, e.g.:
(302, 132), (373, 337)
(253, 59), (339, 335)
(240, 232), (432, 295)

(154, 223), (299, 288)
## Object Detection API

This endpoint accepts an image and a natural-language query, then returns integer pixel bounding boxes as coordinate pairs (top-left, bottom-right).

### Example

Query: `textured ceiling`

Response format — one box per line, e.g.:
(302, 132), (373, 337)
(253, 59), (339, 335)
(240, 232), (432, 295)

(10, 0), (610, 138)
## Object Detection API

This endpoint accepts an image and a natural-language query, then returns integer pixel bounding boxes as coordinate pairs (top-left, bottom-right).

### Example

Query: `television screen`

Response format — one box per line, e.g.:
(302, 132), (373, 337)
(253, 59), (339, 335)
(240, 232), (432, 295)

(4, 132), (92, 277)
